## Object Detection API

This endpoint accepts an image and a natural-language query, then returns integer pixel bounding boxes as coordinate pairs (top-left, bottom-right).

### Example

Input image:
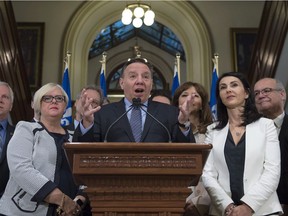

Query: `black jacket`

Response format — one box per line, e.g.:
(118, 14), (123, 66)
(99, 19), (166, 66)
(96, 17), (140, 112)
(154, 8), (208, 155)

(0, 123), (15, 196)
(277, 113), (288, 204)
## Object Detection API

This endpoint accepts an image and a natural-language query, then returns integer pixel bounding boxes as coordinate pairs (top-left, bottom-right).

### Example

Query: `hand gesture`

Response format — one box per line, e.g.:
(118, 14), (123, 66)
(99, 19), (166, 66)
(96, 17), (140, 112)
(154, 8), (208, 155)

(178, 95), (192, 124)
(80, 89), (101, 128)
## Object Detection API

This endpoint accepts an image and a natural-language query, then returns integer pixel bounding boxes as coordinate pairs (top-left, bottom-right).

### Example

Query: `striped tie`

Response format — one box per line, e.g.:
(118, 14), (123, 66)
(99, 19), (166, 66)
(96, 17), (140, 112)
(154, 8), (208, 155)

(130, 107), (142, 142)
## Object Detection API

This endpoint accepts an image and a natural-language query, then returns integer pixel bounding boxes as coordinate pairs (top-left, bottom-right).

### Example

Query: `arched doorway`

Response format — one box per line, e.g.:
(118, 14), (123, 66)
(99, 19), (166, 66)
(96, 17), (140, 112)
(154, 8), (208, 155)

(63, 1), (212, 99)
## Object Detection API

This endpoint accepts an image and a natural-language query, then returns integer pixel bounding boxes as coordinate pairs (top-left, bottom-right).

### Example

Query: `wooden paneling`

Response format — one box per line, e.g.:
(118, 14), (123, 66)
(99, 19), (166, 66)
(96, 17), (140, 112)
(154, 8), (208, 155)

(64, 142), (212, 215)
(0, 1), (33, 124)
(248, 1), (288, 86)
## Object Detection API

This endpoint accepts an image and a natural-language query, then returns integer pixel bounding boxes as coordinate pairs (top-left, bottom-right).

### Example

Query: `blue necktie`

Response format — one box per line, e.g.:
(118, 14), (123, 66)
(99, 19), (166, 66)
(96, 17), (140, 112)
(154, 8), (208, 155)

(0, 125), (3, 157)
(130, 107), (142, 142)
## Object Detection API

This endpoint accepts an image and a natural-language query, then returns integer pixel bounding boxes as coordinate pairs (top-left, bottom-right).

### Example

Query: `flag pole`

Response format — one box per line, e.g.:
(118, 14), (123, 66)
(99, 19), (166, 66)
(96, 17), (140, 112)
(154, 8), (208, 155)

(176, 52), (181, 84)
(210, 53), (219, 121)
(213, 53), (219, 76)
(100, 52), (108, 98)
(64, 51), (71, 68)
(101, 51), (107, 77)
(61, 51), (72, 126)
(171, 56), (180, 97)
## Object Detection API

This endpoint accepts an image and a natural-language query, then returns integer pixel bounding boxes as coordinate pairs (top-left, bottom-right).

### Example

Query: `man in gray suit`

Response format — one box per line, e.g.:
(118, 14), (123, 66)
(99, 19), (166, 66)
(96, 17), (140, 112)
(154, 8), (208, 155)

(0, 81), (15, 197)
(73, 58), (195, 143)
(254, 78), (288, 215)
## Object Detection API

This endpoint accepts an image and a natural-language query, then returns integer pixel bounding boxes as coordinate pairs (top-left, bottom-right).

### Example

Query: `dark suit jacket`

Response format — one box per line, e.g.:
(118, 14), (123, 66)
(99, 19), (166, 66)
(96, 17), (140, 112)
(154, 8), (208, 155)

(73, 99), (195, 143)
(65, 121), (76, 137)
(277, 113), (288, 204)
(0, 123), (15, 196)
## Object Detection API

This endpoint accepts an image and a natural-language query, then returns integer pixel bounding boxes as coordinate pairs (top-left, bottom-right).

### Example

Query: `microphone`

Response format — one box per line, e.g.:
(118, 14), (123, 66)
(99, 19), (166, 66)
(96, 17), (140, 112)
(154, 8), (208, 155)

(103, 98), (141, 142)
(137, 98), (172, 143)
(132, 97), (141, 108)
(104, 104), (133, 142)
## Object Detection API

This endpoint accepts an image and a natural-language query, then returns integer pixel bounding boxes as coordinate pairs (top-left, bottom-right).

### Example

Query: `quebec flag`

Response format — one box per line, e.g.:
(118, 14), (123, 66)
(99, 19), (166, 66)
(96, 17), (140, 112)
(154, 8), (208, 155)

(61, 63), (72, 126)
(210, 66), (218, 121)
(100, 64), (107, 97)
(171, 64), (179, 96)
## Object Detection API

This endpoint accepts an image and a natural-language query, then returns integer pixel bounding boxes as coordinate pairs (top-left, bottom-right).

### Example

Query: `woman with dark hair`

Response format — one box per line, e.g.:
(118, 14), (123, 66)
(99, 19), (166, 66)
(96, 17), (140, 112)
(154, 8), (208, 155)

(173, 81), (213, 143)
(173, 82), (213, 216)
(202, 72), (282, 215)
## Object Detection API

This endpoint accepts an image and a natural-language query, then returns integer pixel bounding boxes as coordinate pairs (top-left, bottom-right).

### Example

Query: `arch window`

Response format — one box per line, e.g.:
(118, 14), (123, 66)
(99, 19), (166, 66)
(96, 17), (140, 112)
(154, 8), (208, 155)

(90, 19), (184, 94)
(89, 20), (185, 61)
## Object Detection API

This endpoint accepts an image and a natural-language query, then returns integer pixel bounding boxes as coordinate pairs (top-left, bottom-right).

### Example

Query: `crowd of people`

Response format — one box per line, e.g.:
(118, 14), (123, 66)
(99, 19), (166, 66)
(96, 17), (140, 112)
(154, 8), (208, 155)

(0, 57), (287, 216)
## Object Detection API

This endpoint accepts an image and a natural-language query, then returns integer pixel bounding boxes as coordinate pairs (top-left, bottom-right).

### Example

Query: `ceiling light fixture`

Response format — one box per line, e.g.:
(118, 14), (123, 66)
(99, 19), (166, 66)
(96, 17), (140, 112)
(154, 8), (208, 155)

(121, 2), (155, 28)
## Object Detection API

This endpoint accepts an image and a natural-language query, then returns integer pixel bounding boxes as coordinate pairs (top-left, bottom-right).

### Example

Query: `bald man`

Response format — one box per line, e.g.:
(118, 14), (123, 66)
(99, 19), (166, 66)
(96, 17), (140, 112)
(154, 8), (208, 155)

(254, 78), (288, 215)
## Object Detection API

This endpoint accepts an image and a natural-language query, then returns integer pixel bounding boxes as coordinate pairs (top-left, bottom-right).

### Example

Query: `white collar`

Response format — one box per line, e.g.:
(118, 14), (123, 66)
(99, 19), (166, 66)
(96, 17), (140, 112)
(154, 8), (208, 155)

(273, 112), (285, 128)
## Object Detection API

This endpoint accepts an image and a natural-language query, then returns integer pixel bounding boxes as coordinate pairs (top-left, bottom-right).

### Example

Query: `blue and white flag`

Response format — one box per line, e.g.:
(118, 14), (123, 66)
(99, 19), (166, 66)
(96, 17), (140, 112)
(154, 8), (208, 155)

(210, 66), (218, 121)
(61, 63), (72, 126)
(100, 64), (107, 97)
(171, 64), (179, 96)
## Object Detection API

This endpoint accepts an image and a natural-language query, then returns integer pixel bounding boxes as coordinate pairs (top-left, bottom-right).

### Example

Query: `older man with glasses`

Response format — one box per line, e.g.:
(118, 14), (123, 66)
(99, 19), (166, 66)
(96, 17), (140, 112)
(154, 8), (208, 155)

(254, 78), (288, 215)
(0, 81), (15, 199)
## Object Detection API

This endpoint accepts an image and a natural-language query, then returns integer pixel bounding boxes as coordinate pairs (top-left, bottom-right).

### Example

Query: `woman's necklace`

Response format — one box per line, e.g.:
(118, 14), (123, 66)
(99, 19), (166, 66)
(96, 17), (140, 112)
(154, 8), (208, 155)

(234, 130), (242, 137)
(230, 124), (245, 137)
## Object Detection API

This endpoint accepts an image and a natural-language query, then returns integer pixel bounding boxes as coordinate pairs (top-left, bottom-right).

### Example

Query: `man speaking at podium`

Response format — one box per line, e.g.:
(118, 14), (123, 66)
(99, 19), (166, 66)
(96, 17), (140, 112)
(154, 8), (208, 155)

(73, 58), (195, 143)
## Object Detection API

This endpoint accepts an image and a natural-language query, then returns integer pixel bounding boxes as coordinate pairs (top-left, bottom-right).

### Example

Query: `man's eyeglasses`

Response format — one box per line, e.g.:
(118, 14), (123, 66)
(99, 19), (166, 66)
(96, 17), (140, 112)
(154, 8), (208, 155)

(254, 88), (282, 97)
(42, 95), (66, 103)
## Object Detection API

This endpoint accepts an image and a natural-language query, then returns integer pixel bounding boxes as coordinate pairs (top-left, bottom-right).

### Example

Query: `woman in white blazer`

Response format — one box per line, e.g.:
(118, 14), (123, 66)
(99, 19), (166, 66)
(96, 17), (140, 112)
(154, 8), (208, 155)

(202, 72), (282, 216)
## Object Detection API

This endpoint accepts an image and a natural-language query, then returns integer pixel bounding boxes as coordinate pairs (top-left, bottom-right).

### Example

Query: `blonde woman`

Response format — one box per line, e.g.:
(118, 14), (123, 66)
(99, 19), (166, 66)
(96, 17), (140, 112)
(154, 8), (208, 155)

(0, 83), (91, 215)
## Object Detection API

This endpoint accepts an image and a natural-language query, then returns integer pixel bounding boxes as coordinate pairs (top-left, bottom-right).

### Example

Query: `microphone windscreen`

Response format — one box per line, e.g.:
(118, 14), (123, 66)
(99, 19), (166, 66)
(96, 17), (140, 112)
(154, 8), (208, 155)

(132, 98), (141, 107)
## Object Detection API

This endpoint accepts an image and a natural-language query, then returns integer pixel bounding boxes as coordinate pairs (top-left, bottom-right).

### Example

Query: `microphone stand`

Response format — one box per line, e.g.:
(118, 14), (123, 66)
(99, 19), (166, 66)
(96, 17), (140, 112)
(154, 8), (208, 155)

(139, 104), (172, 143)
(104, 98), (172, 143)
(104, 105), (134, 142)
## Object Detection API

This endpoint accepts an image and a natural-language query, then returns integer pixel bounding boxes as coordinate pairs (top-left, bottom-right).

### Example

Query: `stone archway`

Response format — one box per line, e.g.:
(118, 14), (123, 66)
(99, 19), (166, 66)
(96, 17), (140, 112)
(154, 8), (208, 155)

(63, 1), (212, 98)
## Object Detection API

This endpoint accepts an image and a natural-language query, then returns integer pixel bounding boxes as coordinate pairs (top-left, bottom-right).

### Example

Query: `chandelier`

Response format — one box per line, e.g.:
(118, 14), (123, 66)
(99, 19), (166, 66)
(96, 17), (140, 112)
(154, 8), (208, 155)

(121, 2), (155, 28)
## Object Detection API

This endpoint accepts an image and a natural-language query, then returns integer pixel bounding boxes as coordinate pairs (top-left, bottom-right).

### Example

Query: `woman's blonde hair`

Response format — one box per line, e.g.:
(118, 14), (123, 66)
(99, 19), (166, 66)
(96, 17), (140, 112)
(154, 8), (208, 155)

(33, 83), (68, 116)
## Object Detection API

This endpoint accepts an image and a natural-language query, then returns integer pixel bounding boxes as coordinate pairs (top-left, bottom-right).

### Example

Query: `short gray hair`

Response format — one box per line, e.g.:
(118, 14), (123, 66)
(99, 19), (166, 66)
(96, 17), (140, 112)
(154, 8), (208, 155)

(0, 81), (14, 103)
(276, 79), (286, 92)
(76, 85), (104, 106)
(33, 83), (68, 116)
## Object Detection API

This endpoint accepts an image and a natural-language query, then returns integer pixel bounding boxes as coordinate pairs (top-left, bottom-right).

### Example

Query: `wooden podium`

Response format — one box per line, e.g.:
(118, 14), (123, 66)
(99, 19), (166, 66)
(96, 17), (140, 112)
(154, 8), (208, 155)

(64, 142), (212, 216)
